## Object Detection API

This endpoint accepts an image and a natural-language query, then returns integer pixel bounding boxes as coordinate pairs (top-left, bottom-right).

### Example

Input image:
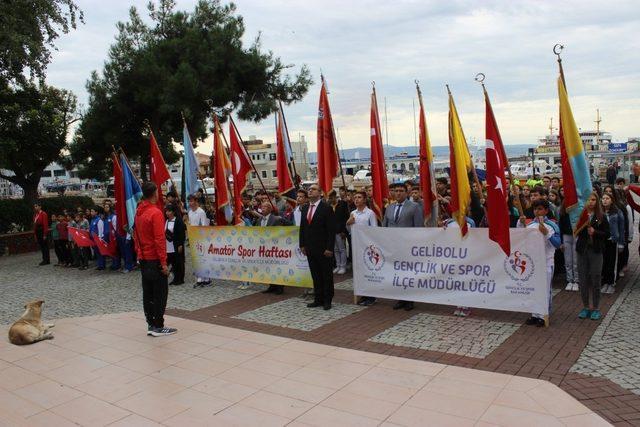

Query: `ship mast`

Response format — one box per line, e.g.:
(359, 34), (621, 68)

(594, 109), (602, 149)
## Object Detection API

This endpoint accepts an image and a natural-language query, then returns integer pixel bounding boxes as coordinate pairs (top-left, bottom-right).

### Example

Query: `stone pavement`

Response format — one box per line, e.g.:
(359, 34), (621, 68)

(370, 313), (521, 358)
(0, 312), (607, 426)
(571, 268), (640, 394)
(3, 249), (640, 424)
(0, 252), (263, 325)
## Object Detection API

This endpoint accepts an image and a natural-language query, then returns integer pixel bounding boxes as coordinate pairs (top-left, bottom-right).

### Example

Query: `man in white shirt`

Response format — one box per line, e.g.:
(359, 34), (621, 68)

(347, 191), (378, 305)
(293, 189), (308, 226)
(187, 194), (210, 286)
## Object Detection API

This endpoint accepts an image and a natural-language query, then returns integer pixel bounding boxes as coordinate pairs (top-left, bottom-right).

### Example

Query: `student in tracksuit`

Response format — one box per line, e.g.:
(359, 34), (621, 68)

(519, 199), (561, 327)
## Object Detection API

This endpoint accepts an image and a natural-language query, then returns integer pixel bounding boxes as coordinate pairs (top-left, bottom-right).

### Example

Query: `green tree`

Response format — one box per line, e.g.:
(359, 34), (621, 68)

(70, 0), (312, 180)
(0, 0), (83, 84)
(0, 83), (78, 205)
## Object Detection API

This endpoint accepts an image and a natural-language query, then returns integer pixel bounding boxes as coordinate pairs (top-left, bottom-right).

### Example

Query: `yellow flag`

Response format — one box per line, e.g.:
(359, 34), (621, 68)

(447, 92), (473, 235)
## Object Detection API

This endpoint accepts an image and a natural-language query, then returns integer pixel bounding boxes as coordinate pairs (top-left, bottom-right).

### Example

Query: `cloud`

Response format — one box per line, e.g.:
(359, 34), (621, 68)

(45, 0), (640, 154)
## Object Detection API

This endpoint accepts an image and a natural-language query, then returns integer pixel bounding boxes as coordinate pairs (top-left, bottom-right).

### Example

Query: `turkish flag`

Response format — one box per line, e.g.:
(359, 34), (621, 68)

(485, 89), (510, 256)
(68, 227), (94, 248)
(150, 132), (171, 210)
(276, 107), (295, 195)
(316, 79), (338, 194)
(229, 118), (253, 225)
(627, 185), (640, 213)
(370, 88), (389, 220)
(95, 236), (118, 257)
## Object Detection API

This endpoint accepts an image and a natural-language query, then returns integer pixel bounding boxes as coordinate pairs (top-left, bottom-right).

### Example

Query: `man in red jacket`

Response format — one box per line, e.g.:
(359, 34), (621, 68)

(134, 182), (177, 337)
(33, 203), (50, 266)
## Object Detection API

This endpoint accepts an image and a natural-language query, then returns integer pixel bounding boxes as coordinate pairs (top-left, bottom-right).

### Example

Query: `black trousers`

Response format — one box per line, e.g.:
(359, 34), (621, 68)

(140, 260), (168, 328)
(167, 251), (185, 283)
(36, 232), (50, 263)
(53, 240), (63, 263)
(307, 253), (334, 305)
(601, 240), (618, 285)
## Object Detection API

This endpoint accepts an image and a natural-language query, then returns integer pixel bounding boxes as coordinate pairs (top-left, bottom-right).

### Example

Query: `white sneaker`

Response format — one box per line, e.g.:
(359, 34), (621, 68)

(600, 285), (609, 293)
(337, 268), (346, 274)
(453, 308), (462, 316)
(565, 283), (573, 291)
(332, 267), (339, 274)
(619, 271), (625, 278)
(572, 283), (580, 291)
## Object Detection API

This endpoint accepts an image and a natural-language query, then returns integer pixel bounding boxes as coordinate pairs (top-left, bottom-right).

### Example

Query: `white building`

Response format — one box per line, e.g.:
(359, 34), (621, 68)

(245, 135), (310, 187)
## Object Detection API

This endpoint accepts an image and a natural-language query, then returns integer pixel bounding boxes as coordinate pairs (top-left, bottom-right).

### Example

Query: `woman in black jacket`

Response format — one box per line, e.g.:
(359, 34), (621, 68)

(576, 192), (610, 321)
(165, 204), (186, 286)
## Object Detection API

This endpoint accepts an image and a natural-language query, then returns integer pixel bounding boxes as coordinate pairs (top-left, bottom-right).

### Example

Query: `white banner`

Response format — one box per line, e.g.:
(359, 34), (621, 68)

(352, 227), (549, 314)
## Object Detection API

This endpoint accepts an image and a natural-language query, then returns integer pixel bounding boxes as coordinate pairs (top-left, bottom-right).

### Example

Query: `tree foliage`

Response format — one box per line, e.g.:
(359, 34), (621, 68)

(70, 0), (312, 180)
(71, 0), (312, 181)
(0, 0), (83, 84)
(0, 82), (78, 204)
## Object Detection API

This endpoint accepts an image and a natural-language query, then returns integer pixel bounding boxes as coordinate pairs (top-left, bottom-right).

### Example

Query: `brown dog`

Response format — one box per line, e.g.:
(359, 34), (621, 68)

(8, 300), (54, 345)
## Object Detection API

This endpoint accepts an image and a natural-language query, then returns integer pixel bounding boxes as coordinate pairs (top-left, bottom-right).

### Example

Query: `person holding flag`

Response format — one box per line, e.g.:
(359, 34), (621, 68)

(89, 206), (105, 270)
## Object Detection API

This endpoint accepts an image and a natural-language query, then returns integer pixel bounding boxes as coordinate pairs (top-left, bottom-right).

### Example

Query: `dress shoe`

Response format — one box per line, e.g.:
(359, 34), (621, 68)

(307, 302), (321, 308)
(273, 287), (284, 295)
(393, 301), (405, 310)
(323, 303), (332, 310)
(404, 302), (414, 311)
(262, 286), (274, 294)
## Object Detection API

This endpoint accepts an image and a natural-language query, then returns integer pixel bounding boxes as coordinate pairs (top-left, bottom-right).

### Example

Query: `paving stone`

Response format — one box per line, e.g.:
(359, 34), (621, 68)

(0, 252), (262, 324)
(570, 271), (640, 394)
(369, 313), (520, 359)
(233, 298), (365, 331)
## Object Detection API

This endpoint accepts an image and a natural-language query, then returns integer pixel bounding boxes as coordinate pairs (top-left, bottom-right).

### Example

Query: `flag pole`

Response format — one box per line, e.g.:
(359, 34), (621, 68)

(446, 84), (485, 203)
(181, 112), (210, 213)
(322, 74), (348, 192)
(278, 100), (300, 189)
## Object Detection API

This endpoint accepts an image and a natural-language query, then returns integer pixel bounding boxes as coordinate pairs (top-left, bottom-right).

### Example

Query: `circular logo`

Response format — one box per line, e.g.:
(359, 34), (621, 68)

(294, 247), (307, 262)
(363, 245), (384, 271)
(504, 250), (535, 282)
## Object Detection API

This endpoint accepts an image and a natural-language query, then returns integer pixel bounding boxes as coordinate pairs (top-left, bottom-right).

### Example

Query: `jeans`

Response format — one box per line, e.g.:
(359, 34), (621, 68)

(334, 235), (347, 270)
(562, 234), (578, 283)
(601, 240), (618, 285)
(140, 260), (168, 328)
(578, 250), (603, 309)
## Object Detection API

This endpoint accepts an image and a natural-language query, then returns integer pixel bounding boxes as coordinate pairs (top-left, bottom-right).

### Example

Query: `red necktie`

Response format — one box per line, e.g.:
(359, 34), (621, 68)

(307, 204), (315, 223)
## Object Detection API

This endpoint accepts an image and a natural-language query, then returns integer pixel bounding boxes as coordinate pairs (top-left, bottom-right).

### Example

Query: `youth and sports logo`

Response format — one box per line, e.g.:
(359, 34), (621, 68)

(363, 244), (385, 271)
(504, 250), (535, 282)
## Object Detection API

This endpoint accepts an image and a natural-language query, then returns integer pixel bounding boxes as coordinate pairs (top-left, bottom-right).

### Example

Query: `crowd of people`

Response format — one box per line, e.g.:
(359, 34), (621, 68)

(31, 169), (637, 335)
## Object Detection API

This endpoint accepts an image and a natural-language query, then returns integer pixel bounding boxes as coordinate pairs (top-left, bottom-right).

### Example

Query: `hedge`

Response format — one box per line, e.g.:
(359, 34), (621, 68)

(0, 196), (96, 234)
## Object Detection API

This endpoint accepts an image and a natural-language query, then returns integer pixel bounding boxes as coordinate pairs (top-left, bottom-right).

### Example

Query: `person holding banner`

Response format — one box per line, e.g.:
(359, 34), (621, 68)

(348, 191), (378, 306)
(255, 202), (291, 295)
(383, 183), (424, 311)
(300, 184), (336, 310)
(518, 200), (561, 326)
(187, 194), (211, 286)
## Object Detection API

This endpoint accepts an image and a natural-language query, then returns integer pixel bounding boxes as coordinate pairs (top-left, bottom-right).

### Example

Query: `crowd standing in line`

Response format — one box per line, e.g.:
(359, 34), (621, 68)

(31, 167), (637, 334)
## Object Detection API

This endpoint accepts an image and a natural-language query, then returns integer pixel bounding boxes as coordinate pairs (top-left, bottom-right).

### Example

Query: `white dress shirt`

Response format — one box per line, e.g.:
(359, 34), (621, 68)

(188, 207), (208, 226)
(348, 207), (378, 229)
(293, 206), (303, 226)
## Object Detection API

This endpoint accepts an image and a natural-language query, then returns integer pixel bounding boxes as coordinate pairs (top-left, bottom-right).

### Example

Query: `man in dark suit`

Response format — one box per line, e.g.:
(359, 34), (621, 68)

(300, 184), (337, 310)
(255, 202), (291, 295)
(383, 183), (424, 311)
(165, 205), (186, 286)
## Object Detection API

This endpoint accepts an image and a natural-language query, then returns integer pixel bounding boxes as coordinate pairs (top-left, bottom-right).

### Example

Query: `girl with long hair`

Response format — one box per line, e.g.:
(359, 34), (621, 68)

(576, 192), (610, 320)
(601, 193), (624, 294)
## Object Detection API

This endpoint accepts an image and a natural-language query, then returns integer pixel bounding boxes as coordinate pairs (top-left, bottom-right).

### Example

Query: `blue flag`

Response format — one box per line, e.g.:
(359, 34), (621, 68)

(183, 122), (201, 198)
(120, 153), (142, 230)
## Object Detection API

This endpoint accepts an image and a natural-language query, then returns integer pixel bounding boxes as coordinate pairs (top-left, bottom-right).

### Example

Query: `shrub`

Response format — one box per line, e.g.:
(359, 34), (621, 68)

(0, 196), (96, 234)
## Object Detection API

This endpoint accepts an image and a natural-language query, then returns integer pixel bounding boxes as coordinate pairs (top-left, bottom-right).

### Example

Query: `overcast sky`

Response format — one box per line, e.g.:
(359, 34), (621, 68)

(47, 0), (640, 154)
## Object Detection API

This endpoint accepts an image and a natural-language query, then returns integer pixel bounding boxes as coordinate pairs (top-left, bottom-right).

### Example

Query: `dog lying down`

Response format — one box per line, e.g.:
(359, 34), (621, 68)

(8, 300), (54, 345)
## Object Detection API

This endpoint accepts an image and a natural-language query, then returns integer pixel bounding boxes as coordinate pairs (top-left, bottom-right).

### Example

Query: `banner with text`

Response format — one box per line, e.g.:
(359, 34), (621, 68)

(352, 227), (548, 314)
(187, 225), (312, 288)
